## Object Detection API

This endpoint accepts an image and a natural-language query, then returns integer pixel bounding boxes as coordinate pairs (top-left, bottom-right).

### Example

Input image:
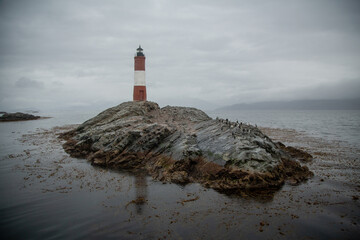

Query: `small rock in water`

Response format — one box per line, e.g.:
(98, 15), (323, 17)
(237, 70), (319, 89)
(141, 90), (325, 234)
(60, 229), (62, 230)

(0, 112), (40, 122)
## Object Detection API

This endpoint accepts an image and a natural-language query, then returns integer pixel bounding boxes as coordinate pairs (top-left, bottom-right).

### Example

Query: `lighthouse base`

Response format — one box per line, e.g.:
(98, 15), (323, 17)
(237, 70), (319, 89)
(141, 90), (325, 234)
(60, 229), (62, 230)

(133, 86), (147, 101)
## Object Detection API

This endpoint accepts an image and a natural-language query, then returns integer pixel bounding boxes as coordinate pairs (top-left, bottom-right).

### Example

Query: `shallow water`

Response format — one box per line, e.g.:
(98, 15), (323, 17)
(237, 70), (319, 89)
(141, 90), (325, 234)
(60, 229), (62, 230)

(0, 110), (359, 239)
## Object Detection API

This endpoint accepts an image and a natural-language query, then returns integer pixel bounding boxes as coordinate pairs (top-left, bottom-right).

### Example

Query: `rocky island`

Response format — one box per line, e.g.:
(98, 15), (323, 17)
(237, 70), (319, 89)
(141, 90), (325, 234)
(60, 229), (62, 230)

(0, 112), (41, 122)
(60, 101), (313, 196)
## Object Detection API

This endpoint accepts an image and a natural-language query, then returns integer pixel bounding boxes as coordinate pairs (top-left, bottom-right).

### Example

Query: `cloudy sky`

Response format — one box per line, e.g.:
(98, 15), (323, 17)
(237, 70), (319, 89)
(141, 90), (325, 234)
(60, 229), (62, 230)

(0, 0), (359, 111)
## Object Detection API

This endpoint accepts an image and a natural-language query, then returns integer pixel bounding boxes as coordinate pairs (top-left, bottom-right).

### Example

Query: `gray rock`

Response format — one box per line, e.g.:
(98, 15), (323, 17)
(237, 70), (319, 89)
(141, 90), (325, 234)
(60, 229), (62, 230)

(0, 112), (41, 121)
(61, 101), (313, 196)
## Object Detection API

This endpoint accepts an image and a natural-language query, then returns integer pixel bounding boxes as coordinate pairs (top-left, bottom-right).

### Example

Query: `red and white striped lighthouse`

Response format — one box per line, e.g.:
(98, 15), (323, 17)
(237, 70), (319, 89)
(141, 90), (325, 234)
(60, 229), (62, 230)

(133, 45), (147, 101)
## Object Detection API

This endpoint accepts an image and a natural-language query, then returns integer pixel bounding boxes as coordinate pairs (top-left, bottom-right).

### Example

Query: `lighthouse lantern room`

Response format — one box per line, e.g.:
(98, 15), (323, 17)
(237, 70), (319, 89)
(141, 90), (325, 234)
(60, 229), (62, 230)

(133, 45), (147, 101)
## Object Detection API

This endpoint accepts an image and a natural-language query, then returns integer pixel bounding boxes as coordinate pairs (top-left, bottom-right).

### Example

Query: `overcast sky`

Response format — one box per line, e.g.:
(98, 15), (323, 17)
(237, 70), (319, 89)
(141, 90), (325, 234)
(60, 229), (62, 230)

(0, 0), (359, 111)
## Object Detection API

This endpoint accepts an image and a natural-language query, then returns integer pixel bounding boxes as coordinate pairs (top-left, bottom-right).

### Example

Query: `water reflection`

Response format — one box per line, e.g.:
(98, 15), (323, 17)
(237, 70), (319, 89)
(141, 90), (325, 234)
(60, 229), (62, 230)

(134, 172), (148, 214)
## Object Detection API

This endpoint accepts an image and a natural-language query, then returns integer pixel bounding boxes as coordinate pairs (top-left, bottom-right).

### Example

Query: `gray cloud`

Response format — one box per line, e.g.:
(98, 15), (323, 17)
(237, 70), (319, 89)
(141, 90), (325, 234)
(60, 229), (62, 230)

(15, 77), (44, 88)
(0, 0), (359, 111)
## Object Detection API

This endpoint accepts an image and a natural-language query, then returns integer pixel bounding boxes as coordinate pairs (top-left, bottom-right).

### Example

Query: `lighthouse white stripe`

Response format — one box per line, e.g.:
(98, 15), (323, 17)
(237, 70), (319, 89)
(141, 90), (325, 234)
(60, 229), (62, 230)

(134, 71), (146, 86)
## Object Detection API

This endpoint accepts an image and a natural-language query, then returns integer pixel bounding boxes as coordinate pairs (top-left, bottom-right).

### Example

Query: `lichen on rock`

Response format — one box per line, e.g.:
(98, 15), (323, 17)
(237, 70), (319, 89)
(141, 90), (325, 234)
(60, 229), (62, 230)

(60, 101), (313, 196)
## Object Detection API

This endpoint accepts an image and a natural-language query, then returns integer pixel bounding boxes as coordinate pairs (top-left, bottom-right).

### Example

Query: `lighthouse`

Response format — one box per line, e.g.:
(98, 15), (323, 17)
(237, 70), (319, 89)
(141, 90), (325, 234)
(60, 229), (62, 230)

(133, 45), (147, 101)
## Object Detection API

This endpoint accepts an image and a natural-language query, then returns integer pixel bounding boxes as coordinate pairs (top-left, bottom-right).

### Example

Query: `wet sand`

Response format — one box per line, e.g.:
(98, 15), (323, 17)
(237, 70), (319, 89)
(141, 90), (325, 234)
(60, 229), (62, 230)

(0, 125), (359, 239)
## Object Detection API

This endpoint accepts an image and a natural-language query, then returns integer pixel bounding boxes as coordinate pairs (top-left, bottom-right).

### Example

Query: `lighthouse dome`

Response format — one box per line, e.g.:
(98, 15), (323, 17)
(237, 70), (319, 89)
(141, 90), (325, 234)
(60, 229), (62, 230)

(136, 45), (144, 56)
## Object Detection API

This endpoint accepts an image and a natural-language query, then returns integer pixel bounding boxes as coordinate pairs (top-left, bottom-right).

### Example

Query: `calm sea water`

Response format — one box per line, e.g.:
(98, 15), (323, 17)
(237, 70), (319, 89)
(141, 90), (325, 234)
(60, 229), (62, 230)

(0, 109), (359, 239)
(208, 110), (360, 149)
(0, 110), (98, 158)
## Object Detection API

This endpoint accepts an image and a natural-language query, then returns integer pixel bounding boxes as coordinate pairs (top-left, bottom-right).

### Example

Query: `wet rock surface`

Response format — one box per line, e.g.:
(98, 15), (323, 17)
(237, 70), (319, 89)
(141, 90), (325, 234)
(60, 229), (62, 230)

(60, 101), (313, 195)
(0, 112), (41, 122)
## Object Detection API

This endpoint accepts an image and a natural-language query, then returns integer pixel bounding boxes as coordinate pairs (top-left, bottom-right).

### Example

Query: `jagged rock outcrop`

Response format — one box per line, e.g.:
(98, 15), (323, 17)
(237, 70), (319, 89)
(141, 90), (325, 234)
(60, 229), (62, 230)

(0, 112), (40, 121)
(60, 101), (313, 196)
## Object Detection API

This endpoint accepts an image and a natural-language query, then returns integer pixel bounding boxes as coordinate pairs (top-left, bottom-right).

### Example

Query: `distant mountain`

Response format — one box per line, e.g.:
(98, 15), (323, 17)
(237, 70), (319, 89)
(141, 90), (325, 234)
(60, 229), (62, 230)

(216, 99), (360, 111)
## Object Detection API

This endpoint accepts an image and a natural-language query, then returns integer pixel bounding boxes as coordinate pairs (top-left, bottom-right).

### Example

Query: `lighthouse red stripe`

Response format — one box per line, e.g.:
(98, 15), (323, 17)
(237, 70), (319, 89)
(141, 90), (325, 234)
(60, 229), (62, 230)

(134, 56), (145, 71)
(133, 86), (147, 101)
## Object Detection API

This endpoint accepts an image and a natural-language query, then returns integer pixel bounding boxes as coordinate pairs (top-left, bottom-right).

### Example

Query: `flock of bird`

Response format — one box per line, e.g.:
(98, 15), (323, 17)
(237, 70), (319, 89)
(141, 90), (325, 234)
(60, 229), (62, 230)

(215, 117), (265, 139)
